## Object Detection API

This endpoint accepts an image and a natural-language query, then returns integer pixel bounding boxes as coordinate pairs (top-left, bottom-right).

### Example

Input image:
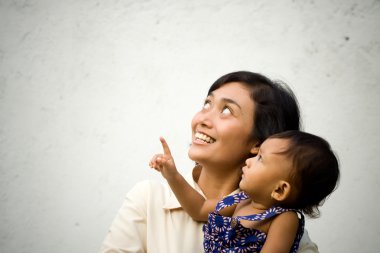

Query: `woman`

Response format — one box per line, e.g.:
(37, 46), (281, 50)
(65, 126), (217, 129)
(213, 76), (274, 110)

(100, 71), (319, 253)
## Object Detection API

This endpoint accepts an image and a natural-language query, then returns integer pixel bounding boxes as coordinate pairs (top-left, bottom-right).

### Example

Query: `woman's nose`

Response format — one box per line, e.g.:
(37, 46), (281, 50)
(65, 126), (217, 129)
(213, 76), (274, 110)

(197, 110), (213, 128)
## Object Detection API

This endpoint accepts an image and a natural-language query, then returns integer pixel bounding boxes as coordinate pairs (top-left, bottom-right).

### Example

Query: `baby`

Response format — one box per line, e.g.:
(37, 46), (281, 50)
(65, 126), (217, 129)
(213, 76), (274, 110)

(150, 130), (340, 252)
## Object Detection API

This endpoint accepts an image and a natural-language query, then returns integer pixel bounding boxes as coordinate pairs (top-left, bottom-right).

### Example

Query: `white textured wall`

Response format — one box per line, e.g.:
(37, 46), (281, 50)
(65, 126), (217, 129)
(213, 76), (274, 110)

(1, 0), (379, 252)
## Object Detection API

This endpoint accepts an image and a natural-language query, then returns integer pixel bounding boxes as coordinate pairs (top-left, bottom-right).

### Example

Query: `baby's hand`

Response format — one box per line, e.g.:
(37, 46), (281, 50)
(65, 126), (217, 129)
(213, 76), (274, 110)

(149, 137), (178, 179)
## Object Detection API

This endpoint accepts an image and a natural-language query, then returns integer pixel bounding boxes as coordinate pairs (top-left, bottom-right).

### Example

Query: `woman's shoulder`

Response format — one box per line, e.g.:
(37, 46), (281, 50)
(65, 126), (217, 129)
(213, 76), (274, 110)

(125, 179), (175, 206)
(117, 179), (171, 215)
(126, 179), (169, 197)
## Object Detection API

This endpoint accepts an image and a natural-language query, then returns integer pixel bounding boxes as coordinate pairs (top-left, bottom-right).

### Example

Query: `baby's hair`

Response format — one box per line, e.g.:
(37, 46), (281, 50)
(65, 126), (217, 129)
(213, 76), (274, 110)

(269, 130), (340, 218)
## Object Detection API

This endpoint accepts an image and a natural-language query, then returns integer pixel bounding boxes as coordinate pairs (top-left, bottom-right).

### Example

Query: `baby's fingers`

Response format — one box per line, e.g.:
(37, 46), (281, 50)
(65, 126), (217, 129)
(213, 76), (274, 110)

(149, 154), (163, 170)
(160, 137), (172, 156)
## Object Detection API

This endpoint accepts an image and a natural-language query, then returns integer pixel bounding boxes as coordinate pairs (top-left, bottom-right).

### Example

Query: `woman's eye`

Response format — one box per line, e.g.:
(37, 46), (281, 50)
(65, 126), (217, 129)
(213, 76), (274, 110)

(221, 107), (232, 115)
(203, 101), (211, 109)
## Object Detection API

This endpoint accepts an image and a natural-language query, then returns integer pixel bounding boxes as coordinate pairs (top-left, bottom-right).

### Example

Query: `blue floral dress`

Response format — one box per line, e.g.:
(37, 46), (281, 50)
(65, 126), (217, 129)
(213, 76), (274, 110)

(203, 192), (304, 253)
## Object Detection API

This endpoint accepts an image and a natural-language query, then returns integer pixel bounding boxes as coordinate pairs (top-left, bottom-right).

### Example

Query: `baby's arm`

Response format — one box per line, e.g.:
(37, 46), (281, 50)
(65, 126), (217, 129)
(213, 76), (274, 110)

(149, 137), (218, 222)
(260, 211), (299, 253)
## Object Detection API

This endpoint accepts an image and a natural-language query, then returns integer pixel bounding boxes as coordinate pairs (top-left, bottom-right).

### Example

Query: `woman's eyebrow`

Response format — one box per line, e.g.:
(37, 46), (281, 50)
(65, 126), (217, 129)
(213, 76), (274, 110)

(208, 92), (242, 109)
(221, 98), (242, 109)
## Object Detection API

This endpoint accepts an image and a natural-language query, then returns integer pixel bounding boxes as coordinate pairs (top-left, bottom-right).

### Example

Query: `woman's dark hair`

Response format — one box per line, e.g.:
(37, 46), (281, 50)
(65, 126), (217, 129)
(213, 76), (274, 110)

(269, 130), (340, 218)
(208, 71), (300, 145)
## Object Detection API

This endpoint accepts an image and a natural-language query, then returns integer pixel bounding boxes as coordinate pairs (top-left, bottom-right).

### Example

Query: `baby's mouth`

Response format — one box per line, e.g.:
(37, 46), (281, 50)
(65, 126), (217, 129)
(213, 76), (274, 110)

(195, 132), (216, 144)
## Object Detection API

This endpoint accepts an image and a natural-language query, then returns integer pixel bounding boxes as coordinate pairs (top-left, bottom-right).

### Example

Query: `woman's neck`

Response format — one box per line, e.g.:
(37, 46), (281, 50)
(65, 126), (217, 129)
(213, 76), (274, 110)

(195, 164), (242, 199)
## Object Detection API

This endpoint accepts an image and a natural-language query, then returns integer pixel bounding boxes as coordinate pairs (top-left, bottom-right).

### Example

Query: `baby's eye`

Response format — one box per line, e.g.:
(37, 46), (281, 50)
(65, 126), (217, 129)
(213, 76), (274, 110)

(257, 154), (262, 161)
(221, 107), (232, 115)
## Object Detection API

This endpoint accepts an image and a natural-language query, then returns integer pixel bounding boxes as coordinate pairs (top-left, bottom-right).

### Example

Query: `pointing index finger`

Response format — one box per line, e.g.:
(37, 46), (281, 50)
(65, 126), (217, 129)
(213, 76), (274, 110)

(159, 136), (172, 156)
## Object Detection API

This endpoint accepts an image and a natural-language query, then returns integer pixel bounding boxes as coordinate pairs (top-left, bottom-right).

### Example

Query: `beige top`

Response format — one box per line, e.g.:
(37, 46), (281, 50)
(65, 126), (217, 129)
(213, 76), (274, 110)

(99, 167), (319, 253)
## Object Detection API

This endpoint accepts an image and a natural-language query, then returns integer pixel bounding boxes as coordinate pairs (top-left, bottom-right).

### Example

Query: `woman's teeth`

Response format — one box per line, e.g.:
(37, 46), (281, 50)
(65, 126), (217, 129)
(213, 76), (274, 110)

(195, 132), (215, 144)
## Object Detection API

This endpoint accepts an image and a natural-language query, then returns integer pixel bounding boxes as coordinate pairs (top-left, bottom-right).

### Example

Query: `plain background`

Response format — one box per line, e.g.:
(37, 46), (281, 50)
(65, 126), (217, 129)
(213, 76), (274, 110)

(1, 0), (379, 252)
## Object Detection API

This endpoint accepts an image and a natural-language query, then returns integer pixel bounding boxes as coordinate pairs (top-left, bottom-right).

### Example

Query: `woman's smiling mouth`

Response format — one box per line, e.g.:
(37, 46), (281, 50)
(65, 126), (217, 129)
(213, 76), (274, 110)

(194, 132), (216, 144)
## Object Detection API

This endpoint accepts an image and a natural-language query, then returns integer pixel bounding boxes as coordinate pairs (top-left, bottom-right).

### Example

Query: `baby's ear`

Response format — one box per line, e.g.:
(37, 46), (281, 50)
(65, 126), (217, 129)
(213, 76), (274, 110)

(271, 181), (292, 202)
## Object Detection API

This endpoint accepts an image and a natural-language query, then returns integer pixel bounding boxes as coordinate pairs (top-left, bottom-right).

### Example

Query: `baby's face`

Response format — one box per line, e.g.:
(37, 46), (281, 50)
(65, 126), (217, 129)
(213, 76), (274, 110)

(240, 138), (293, 198)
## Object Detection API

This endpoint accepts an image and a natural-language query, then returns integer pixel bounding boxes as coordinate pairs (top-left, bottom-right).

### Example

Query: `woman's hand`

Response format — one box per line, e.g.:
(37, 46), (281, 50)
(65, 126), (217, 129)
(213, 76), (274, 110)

(149, 137), (178, 180)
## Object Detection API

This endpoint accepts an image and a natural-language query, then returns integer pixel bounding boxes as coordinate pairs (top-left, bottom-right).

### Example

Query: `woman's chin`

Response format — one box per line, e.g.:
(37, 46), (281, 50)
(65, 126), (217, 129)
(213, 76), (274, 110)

(188, 147), (205, 161)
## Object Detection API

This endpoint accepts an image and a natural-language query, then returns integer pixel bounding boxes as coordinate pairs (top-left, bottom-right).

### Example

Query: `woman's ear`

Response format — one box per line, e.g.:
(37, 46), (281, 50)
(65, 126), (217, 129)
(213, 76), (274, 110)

(271, 181), (292, 202)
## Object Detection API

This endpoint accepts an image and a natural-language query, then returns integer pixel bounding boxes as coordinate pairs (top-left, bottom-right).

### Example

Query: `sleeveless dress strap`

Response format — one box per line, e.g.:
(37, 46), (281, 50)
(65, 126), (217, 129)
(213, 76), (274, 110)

(215, 192), (249, 212)
(215, 191), (304, 223)
(237, 206), (303, 222)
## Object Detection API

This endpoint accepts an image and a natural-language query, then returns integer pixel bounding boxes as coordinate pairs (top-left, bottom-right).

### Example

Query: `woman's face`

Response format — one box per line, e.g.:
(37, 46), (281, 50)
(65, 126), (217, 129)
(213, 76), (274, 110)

(188, 82), (257, 169)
